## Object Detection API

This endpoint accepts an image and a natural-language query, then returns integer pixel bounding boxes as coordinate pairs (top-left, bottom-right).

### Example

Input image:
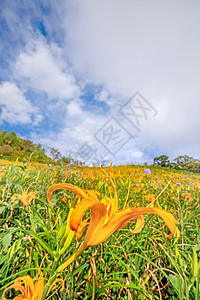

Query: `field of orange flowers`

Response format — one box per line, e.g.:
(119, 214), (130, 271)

(0, 158), (200, 299)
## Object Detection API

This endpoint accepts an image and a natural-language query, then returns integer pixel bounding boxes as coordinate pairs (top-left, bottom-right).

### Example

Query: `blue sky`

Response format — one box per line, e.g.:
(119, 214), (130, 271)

(0, 0), (200, 166)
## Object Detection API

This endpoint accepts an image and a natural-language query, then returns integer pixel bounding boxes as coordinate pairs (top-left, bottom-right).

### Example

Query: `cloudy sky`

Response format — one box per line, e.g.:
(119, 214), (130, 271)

(0, 0), (200, 165)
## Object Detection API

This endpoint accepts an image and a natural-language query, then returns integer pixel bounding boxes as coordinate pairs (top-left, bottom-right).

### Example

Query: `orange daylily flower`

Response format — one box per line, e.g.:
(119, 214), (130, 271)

(12, 190), (37, 206)
(3, 274), (45, 300)
(142, 193), (156, 202)
(2, 272), (64, 300)
(47, 182), (179, 273)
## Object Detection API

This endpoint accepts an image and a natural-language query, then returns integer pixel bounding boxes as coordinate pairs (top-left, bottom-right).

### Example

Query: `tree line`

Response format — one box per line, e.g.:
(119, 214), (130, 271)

(1, 131), (199, 171)
(153, 154), (200, 173)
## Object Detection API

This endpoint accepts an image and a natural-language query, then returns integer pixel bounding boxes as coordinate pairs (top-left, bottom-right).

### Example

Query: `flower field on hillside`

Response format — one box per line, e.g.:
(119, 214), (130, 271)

(0, 159), (199, 299)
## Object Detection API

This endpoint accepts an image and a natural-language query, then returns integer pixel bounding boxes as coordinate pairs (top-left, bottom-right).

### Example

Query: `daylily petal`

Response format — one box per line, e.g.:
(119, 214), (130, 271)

(83, 203), (109, 246)
(82, 206), (178, 246)
(70, 198), (98, 232)
(84, 190), (99, 202)
(75, 218), (90, 240)
(148, 207), (178, 238)
(14, 296), (28, 300)
(2, 272), (66, 300)
(2, 284), (26, 300)
(25, 193), (36, 206)
(46, 183), (88, 205)
(11, 191), (36, 207)
(56, 203), (108, 273)
(49, 278), (65, 293)
(32, 277), (45, 300)
(102, 176), (118, 218)
(11, 194), (19, 202)
(2, 274), (46, 300)
(109, 206), (177, 241)
(15, 275), (35, 298)
(109, 188), (118, 218)
(101, 195), (112, 217)
(130, 215), (145, 234)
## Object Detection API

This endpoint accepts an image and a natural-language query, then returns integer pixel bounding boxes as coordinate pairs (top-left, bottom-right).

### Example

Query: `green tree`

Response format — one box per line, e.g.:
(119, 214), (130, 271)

(173, 155), (200, 172)
(153, 155), (170, 167)
(50, 147), (61, 161)
(0, 144), (13, 156)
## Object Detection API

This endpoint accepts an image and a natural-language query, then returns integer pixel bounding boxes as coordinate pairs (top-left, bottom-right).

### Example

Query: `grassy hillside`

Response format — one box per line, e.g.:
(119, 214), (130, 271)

(0, 130), (54, 164)
(0, 159), (200, 299)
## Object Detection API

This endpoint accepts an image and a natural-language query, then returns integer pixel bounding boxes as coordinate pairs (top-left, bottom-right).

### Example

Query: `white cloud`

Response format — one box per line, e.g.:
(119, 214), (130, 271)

(1, 1), (200, 164)
(0, 81), (42, 125)
(57, 0), (200, 161)
(30, 100), (109, 161)
(14, 40), (80, 100)
(66, 99), (83, 117)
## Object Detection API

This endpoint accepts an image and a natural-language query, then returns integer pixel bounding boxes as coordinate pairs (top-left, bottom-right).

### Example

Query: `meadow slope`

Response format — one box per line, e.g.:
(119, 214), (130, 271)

(0, 159), (200, 299)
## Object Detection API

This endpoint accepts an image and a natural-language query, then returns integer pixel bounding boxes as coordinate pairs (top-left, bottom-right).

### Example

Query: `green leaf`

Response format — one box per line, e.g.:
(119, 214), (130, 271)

(0, 254), (8, 265)
(0, 179), (6, 186)
(0, 207), (6, 214)
(168, 274), (184, 297)
(20, 228), (54, 257)
(73, 262), (89, 276)
(3, 232), (12, 250)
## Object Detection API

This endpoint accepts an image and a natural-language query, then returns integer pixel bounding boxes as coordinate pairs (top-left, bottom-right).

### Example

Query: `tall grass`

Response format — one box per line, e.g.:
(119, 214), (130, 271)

(0, 159), (199, 299)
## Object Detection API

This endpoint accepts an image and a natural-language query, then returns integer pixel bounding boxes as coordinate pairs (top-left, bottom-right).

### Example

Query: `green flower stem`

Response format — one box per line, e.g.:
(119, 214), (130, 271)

(57, 242), (87, 273)
(41, 260), (58, 300)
